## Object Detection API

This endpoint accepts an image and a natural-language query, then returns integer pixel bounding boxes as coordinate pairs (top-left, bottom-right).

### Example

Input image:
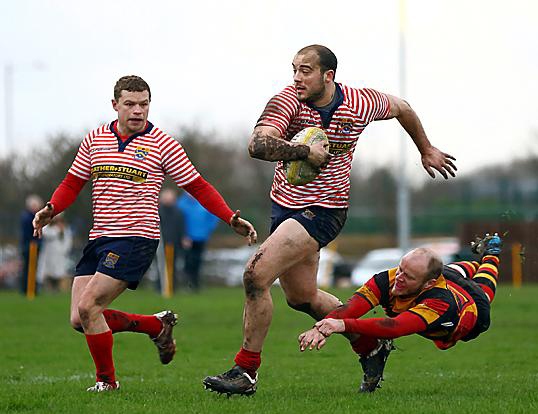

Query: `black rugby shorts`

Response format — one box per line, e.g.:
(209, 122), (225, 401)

(74, 236), (159, 290)
(270, 201), (347, 249)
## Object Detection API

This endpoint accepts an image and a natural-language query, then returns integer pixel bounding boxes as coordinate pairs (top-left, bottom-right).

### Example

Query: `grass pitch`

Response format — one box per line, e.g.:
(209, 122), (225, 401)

(1, 285), (537, 413)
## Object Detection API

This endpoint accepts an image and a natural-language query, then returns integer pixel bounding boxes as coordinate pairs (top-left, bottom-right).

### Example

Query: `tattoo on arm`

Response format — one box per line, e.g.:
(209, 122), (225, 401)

(249, 130), (309, 162)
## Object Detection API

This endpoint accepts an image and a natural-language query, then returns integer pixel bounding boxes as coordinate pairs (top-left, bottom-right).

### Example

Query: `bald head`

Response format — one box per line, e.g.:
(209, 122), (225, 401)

(404, 248), (444, 282)
(392, 248), (444, 297)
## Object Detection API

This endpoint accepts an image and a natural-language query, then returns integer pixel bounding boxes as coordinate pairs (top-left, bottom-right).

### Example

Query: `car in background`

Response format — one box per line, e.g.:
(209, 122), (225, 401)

(351, 248), (404, 286)
(202, 245), (349, 287)
(317, 247), (347, 287)
(350, 238), (460, 287)
(202, 245), (257, 286)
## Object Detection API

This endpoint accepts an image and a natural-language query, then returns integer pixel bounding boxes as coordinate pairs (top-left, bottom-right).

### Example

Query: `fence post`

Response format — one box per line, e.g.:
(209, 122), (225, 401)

(26, 240), (38, 300)
(511, 242), (522, 288)
(164, 243), (174, 298)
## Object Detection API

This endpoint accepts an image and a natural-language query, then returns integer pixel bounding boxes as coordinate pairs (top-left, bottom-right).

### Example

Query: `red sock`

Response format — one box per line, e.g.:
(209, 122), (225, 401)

(234, 347), (261, 377)
(85, 330), (116, 384)
(351, 335), (380, 357)
(103, 309), (162, 338)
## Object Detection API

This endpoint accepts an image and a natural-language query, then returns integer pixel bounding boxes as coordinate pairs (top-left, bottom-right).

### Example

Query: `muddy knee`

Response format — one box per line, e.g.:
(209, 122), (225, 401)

(287, 301), (326, 321)
(77, 299), (94, 327)
(244, 267), (268, 300)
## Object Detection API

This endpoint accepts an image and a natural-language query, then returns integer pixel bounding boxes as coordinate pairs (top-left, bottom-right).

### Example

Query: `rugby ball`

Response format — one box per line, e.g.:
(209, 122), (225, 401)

(285, 127), (329, 186)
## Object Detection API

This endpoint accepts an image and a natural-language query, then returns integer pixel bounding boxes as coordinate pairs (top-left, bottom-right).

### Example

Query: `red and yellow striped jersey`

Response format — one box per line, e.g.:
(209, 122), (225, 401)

(69, 121), (199, 239)
(357, 267), (478, 350)
(256, 83), (390, 209)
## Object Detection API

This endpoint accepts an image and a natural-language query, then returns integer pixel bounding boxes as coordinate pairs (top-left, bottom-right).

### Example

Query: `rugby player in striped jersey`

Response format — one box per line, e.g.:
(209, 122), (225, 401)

(299, 233), (502, 392)
(32, 75), (257, 392)
(203, 44), (457, 396)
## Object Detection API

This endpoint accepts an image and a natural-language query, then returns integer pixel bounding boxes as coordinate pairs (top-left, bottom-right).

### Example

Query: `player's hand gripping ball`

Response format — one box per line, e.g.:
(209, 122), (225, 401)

(285, 127), (329, 186)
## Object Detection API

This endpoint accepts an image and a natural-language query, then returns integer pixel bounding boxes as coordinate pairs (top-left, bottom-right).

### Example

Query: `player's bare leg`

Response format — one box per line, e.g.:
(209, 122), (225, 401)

(77, 272), (128, 334)
(71, 274), (178, 365)
(280, 251), (365, 353)
(77, 272), (127, 391)
(243, 221), (318, 350)
(70, 275), (92, 331)
(280, 252), (343, 320)
(203, 219), (319, 395)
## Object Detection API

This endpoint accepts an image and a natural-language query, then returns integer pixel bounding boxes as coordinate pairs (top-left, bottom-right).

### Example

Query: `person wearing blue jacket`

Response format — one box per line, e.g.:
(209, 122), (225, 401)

(177, 192), (218, 291)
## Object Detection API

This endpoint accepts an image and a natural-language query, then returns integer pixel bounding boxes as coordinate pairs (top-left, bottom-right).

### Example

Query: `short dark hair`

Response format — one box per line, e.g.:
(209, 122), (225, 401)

(114, 75), (151, 101)
(297, 44), (338, 76)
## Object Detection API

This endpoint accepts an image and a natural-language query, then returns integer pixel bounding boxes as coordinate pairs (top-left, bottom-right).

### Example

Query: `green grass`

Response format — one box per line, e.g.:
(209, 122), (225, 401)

(1, 285), (537, 413)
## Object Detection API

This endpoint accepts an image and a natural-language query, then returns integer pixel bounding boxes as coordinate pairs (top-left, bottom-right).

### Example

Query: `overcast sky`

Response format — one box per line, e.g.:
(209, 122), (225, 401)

(1, 0), (537, 183)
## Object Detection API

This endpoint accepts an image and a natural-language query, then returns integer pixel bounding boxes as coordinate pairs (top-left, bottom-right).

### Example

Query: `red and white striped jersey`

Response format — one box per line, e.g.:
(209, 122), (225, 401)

(256, 83), (390, 209)
(68, 121), (199, 239)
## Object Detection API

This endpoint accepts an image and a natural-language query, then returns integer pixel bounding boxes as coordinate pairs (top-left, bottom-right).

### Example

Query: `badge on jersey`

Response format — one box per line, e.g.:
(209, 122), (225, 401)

(104, 252), (120, 269)
(337, 118), (354, 134)
(134, 146), (150, 160)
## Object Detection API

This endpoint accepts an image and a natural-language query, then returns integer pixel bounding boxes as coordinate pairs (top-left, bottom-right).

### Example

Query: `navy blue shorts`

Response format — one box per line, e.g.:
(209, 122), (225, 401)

(74, 236), (159, 290)
(270, 202), (347, 249)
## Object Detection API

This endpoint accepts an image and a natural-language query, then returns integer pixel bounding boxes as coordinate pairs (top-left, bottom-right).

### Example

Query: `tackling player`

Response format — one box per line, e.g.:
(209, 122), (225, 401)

(203, 44), (457, 396)
(32, 75), (257, 392)
(298, 233), (502, 392)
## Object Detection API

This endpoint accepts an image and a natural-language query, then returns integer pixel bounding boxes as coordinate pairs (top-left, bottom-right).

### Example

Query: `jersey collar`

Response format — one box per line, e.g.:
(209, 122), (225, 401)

(110, 120), (154, 152)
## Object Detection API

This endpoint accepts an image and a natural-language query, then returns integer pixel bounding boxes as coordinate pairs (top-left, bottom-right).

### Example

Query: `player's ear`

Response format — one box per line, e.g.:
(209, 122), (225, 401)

(112, 99), (118, 112)
(424, 279), (437, 290)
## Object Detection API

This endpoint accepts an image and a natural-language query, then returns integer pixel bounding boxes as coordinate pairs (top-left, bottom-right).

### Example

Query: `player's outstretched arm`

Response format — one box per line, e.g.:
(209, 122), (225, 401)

(386, 94), (457, 179)
(229, 210), (257, 246)
(32, 202), (54, 238)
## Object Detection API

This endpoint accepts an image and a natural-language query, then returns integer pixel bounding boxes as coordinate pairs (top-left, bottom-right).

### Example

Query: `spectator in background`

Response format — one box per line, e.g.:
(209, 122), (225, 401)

(158, 188), (185, 288)
(37, 213), (73, 293)
(0, 246), (20, 289)
(20, 194), (43, 295)
(178, 192), (218, 292)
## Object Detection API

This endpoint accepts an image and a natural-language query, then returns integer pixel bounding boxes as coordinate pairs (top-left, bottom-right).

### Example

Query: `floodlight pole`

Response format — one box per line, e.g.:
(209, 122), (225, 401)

(4, 63), (14, 155)
(3, 62), (46, 156)
(397, 0), (411, 252)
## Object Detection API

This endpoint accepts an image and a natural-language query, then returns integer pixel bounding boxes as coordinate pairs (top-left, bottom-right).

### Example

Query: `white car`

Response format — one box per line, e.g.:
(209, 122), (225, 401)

(202, 245), (345, 287)
(202, 246), (257, 286)
(350, 248), (404, 286)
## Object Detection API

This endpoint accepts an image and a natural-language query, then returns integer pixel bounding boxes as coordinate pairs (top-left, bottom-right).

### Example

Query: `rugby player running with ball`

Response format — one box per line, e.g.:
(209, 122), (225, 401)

(203, 45), (456, 396)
